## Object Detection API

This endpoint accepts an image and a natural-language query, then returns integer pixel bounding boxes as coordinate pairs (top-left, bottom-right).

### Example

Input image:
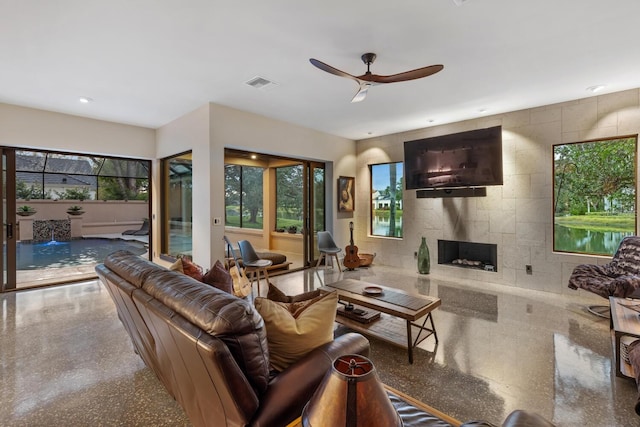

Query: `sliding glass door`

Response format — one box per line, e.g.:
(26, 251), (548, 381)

(161, 152), (193, 257)
(307, 162), (325, 265)
(1, 148), (151, 291)
(1, 148), (17, 291)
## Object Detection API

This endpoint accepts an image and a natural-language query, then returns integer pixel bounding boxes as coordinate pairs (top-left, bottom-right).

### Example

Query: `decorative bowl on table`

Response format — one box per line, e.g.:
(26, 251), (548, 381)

(363, 286), (383, 295)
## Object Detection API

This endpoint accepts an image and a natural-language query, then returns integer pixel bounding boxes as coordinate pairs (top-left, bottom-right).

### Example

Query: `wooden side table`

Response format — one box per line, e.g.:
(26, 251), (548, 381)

(609, 297), (640, 378)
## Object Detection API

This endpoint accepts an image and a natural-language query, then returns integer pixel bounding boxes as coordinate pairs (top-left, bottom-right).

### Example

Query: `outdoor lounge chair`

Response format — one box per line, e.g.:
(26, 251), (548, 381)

(122, 219), (149, 236)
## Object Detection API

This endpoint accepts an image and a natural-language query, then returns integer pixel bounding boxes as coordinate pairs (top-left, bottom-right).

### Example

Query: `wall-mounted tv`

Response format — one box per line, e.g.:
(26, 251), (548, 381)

(404, 126), (503, 190)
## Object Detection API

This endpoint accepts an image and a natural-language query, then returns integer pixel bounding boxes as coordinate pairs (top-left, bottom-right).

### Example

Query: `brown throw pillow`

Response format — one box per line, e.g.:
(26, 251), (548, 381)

(180, 257), (204, 282)
(202, 260), (234, 294)
(255, 290), (337, 372)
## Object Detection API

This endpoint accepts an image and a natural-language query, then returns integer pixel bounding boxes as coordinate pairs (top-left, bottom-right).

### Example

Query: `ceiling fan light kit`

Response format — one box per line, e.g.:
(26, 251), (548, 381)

(309, 52), (443, 102)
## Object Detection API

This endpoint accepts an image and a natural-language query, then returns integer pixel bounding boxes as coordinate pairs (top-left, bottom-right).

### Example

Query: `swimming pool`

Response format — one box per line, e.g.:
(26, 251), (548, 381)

(15, 238), (147, 270)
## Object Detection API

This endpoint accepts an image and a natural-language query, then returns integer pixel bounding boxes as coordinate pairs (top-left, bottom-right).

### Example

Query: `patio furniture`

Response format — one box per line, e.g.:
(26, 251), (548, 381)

(122, 219), (149, 236)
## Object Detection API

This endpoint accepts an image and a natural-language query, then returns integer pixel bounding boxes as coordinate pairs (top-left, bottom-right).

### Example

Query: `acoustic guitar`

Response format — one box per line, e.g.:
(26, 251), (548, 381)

(223, 236), (252, 298)
(343, 221), (360, 270)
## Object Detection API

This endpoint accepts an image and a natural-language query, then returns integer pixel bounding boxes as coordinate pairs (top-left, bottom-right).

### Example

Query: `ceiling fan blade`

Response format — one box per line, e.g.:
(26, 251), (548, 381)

(309, 58), (361, 82)
(351, 82), (371, 103)
(362, 64), (444, 84)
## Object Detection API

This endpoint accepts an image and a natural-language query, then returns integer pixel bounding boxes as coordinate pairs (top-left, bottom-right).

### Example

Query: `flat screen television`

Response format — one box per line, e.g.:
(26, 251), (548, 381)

(404, 126), (503, 190)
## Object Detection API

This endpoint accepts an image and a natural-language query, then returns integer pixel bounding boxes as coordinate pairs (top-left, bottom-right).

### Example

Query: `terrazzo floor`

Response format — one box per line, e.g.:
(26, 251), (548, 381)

(1, 264), (638, 426)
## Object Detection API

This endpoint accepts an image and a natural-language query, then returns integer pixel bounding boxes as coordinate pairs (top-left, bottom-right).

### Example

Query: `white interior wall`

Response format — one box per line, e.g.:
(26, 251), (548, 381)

(155, 103), (355, 267)
(0, 103), (155, 157)
(155, 104), (211, 267)
(207, 103), (355, 264)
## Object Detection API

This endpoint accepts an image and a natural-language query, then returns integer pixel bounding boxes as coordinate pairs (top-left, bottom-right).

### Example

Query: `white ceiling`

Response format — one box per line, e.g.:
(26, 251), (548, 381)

(2, 0), (640, 141)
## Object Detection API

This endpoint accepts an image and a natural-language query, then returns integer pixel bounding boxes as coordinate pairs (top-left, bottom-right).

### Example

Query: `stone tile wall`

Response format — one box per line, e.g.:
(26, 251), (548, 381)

(356, 88), (640, 294)
(33, 219), (71, 242)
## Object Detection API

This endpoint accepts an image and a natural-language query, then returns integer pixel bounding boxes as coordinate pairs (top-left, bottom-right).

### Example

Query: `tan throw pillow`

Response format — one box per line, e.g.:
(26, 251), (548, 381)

(255, 291), (337, 372)
(202, 260), (234, 294)
(169, 258), (184, 273)
(267, 282), (322, 303)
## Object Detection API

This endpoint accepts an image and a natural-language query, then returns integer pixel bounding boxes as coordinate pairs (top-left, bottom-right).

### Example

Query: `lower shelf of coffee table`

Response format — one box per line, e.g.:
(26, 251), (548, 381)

(335, 312), (432, 350)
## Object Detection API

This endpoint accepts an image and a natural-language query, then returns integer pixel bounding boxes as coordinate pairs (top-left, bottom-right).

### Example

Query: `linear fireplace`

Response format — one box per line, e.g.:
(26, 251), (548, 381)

(438, 239), (498, 272)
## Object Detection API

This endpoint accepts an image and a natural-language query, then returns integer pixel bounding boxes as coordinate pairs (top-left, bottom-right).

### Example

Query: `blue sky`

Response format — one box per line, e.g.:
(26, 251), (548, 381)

(371, 163), (403, 191)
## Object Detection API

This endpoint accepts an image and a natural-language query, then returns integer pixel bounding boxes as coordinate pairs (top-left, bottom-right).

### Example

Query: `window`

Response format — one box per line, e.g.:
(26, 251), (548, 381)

(370, 162), (403, 238)
(553, 136), (637, 255)
(275, 165), (303, 231)
(15, 150), (149, 201)
(161, 152), (192, 257)
(225, 164), (264, 229)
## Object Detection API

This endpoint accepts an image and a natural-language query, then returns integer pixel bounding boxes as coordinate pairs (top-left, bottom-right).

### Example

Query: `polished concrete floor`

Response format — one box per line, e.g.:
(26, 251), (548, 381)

(1, 264), (638, 426)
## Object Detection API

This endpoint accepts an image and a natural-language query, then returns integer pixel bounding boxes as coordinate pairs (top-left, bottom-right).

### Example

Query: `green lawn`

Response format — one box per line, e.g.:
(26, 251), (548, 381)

(554, 213), (635, 232)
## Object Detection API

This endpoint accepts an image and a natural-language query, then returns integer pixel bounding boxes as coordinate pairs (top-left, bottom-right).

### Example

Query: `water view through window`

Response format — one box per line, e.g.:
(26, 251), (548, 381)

(553, 136), (637, 256)
(370, 162), (403, 238)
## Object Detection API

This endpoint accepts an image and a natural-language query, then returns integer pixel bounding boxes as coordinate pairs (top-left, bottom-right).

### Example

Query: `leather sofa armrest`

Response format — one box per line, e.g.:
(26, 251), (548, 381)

(250, 332), (370, 427)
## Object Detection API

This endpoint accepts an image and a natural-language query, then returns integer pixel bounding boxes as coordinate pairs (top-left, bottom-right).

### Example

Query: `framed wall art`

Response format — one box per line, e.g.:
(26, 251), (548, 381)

(338, 176), (355, 212)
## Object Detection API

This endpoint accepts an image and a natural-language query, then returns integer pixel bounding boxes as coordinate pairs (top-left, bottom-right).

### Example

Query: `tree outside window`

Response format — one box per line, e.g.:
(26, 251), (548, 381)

(225, 164), (264, 229)
(553, 136), (637, 255)
(275, 165), (304, 231)
(370, 162), (403, 238)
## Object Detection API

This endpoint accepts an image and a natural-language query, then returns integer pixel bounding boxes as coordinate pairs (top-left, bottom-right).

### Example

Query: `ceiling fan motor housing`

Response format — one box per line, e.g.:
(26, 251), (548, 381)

(361, 53), (377, 65)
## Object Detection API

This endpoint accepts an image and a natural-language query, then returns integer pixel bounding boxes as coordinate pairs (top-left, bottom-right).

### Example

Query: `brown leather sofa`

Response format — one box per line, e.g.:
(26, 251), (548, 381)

(96, 250), (369, 427)
(96, 251), (555, 427)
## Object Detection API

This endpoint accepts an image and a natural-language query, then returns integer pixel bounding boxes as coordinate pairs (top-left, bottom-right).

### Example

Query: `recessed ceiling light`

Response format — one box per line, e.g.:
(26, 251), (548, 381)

(367, 132), (373, 135)
(586, 85), (606, 93)
(427, 119), (435, 123)
(478, 108), (488, 114)
(79, 97), (93, 104)
(250, 154), (257, 160)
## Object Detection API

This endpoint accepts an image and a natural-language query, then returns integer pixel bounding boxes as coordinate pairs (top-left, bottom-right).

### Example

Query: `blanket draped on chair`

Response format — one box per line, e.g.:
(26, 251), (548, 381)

(568, 236), (640, 299)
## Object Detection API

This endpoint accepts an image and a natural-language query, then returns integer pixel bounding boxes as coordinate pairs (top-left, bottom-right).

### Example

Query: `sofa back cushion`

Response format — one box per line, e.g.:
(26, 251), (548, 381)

(104, 250), (165, 288)
(103, 250), (270, 396)
(142, 268), (270, 395)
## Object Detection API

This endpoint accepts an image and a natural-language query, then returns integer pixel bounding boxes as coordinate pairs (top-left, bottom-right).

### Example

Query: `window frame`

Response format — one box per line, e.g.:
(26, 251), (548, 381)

(552, 135), (637, 256)
(369, 161), (404, 238)
(224, 163), (265, 230)
(160, 151), (192, 258)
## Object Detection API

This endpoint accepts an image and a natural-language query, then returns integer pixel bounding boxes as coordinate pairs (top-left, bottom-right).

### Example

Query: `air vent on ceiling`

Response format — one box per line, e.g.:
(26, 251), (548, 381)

(245, 76), (276, 89)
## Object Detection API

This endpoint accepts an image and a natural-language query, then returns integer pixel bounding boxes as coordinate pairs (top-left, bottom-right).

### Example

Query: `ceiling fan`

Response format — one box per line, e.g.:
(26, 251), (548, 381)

(309, 53), (443, 103)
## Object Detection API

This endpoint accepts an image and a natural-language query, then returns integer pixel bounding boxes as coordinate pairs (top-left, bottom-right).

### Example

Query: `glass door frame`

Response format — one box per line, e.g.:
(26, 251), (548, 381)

(304, 161), (325, 267)
(1, 147), (17, 291)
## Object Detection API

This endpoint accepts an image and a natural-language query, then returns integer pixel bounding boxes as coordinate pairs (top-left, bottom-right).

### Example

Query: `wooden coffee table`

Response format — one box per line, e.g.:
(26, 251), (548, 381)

(322, 278), (441, 363)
